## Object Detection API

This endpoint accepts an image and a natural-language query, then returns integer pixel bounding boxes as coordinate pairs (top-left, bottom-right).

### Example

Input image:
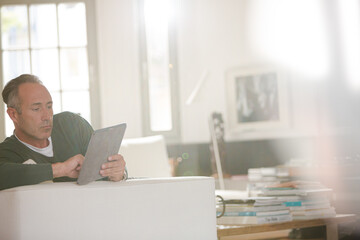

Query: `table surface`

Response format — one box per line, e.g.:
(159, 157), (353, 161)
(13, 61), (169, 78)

(217, 214), (357, 237)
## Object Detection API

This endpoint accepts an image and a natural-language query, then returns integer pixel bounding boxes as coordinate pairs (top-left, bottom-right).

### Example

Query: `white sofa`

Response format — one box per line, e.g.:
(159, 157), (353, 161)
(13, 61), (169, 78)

(120, 135), (172, 178)
(0, 177), (217, 240)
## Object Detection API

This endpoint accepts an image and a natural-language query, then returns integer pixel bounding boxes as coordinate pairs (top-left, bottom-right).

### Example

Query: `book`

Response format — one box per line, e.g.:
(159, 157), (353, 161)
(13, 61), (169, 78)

(258, 214), (292, 224)
(287, 202), (331, 211)
(218, 209), (290, 217)
(266, 181), (326, 189)
(221, 196), (278, 205)
(215, 190), (281, 206)
(291, 207), (336, 216)
(217, 214), (292, 225)
(216, 189), (294, 225)
(284, 201), (330, 208)
(253, 198), (286, 206)
(219, 211), (256, 217)
(224, 204), (287, 213)
(261, 187), (333, 197)
(292, 213), (336, 220)
(256, 209), (290, 217)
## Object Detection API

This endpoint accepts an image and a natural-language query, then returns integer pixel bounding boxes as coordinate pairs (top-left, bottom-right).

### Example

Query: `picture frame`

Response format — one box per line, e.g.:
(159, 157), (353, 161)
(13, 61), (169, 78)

(226, 66), (289, 132)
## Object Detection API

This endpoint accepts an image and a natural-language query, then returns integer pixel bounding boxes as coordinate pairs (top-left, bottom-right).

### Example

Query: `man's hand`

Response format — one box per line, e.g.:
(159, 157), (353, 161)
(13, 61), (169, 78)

(52, 154), (85, 179)
(100, 154), (126, 181)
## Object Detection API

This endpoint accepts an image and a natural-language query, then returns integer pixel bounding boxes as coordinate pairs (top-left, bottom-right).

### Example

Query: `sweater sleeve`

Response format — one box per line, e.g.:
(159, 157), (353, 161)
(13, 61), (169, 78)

(0, 136), (54, 191)
(53, 112), (94, 156)
(0, 161), (53, 191)
(75, 114), (94, 155)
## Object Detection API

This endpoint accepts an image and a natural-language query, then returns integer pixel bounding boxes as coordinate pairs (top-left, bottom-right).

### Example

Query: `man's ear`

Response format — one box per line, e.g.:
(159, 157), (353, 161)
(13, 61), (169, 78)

(7, 108), (19, 124)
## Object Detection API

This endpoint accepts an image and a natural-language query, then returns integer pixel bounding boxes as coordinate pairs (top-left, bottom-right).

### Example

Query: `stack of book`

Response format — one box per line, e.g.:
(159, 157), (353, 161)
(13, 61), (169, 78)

(247, 167), (291, 196)
(216, 190), (293, 225)
(260, 183), (336, 220)
(248, 167), (290, 182)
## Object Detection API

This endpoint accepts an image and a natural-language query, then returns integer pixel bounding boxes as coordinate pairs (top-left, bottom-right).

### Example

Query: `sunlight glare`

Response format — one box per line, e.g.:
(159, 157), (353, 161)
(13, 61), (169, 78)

(248, 0), (329, 79)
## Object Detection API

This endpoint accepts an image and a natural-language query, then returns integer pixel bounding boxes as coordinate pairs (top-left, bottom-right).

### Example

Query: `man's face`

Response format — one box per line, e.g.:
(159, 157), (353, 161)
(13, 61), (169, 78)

(9, 83), (53, 147)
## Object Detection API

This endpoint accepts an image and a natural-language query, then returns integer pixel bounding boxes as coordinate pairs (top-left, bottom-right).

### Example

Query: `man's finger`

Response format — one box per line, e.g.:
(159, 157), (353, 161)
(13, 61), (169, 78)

(101, 160), (122, 170)
(108, 154), (124, 161)
(100, 168), (124, 176)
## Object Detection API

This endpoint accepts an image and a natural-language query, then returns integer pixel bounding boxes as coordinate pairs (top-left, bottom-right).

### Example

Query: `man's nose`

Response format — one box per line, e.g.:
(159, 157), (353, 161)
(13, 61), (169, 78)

(41, 108), (52, 121)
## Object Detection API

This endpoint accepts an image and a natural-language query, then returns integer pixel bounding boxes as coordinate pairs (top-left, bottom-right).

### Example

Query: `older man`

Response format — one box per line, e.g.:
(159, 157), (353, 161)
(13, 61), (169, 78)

(0, 74), (126, 190)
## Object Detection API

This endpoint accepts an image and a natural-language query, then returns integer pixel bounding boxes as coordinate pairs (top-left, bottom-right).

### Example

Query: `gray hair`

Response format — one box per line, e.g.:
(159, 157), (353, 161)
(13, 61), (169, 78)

(2, 74), (43, 113)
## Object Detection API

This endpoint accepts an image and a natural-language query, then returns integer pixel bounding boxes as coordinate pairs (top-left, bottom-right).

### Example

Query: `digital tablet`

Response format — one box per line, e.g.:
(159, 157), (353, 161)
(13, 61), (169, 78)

(77, 123), (127, 185)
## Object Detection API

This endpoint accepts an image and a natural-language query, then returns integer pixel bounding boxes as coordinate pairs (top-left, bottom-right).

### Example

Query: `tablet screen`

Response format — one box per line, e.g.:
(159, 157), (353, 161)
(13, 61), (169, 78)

(77, 123), (127, 185)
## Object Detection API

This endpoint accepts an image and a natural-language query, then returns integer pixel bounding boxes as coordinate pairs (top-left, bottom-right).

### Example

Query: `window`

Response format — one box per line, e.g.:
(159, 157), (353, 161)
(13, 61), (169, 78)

(139, 0), (180, 142)
(0, 0), (99, 138)
(337, 0), (360, 89)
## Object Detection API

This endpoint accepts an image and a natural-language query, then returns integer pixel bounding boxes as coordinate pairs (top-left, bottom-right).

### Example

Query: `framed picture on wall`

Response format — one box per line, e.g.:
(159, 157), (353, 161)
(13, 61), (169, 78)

(226, 66), (289, 132)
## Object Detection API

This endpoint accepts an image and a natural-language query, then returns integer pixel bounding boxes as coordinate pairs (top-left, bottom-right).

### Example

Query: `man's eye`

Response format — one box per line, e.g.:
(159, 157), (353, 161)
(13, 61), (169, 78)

(32, 108), (40, 111)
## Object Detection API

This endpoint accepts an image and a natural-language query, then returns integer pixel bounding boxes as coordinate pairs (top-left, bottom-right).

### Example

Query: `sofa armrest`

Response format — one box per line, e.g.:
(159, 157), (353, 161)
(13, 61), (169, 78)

(0, 177), (217, 240)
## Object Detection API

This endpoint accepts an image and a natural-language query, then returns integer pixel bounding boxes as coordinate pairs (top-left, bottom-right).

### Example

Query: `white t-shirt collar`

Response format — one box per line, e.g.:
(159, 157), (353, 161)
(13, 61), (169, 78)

(15, 134), (54, 157)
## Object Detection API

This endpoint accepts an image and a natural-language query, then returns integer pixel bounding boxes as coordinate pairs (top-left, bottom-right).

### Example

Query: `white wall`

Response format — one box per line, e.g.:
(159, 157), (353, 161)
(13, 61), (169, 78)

(95, 0), (319, 143)
(96, 0), (142, 138)
(177, 0), (247, 143)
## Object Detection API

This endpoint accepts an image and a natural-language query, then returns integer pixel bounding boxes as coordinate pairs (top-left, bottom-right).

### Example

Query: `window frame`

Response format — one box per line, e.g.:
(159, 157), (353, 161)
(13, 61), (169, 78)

(138, 0), (181, 143)
(0, 0), (100, 141)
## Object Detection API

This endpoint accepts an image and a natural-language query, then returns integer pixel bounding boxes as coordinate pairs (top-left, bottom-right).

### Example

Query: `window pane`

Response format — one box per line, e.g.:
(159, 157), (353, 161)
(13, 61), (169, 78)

(149, 85), (172, 131)
(1, 2), (93, 136)
(50, 91), (61, 114)
(31, 49), (60, 91)
(5, 114), (13, 137)
(2, 50), (30, 83)
(58, 3), (87, 47)
(144, 0), (173, 131)
(1, 5), (28, 50)
(60, 48), (89, 90)
(30, 4), (57, 48)
(62, 91), (90, 122)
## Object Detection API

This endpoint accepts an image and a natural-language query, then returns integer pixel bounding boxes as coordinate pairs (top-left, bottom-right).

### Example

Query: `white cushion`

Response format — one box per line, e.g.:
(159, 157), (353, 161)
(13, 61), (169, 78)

(120, 135), (171, 177)
(0, 177), (216, 240)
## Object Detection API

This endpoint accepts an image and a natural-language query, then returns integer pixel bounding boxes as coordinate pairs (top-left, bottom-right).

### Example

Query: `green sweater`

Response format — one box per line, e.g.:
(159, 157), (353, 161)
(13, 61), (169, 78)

(0, 112), (93, 190)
